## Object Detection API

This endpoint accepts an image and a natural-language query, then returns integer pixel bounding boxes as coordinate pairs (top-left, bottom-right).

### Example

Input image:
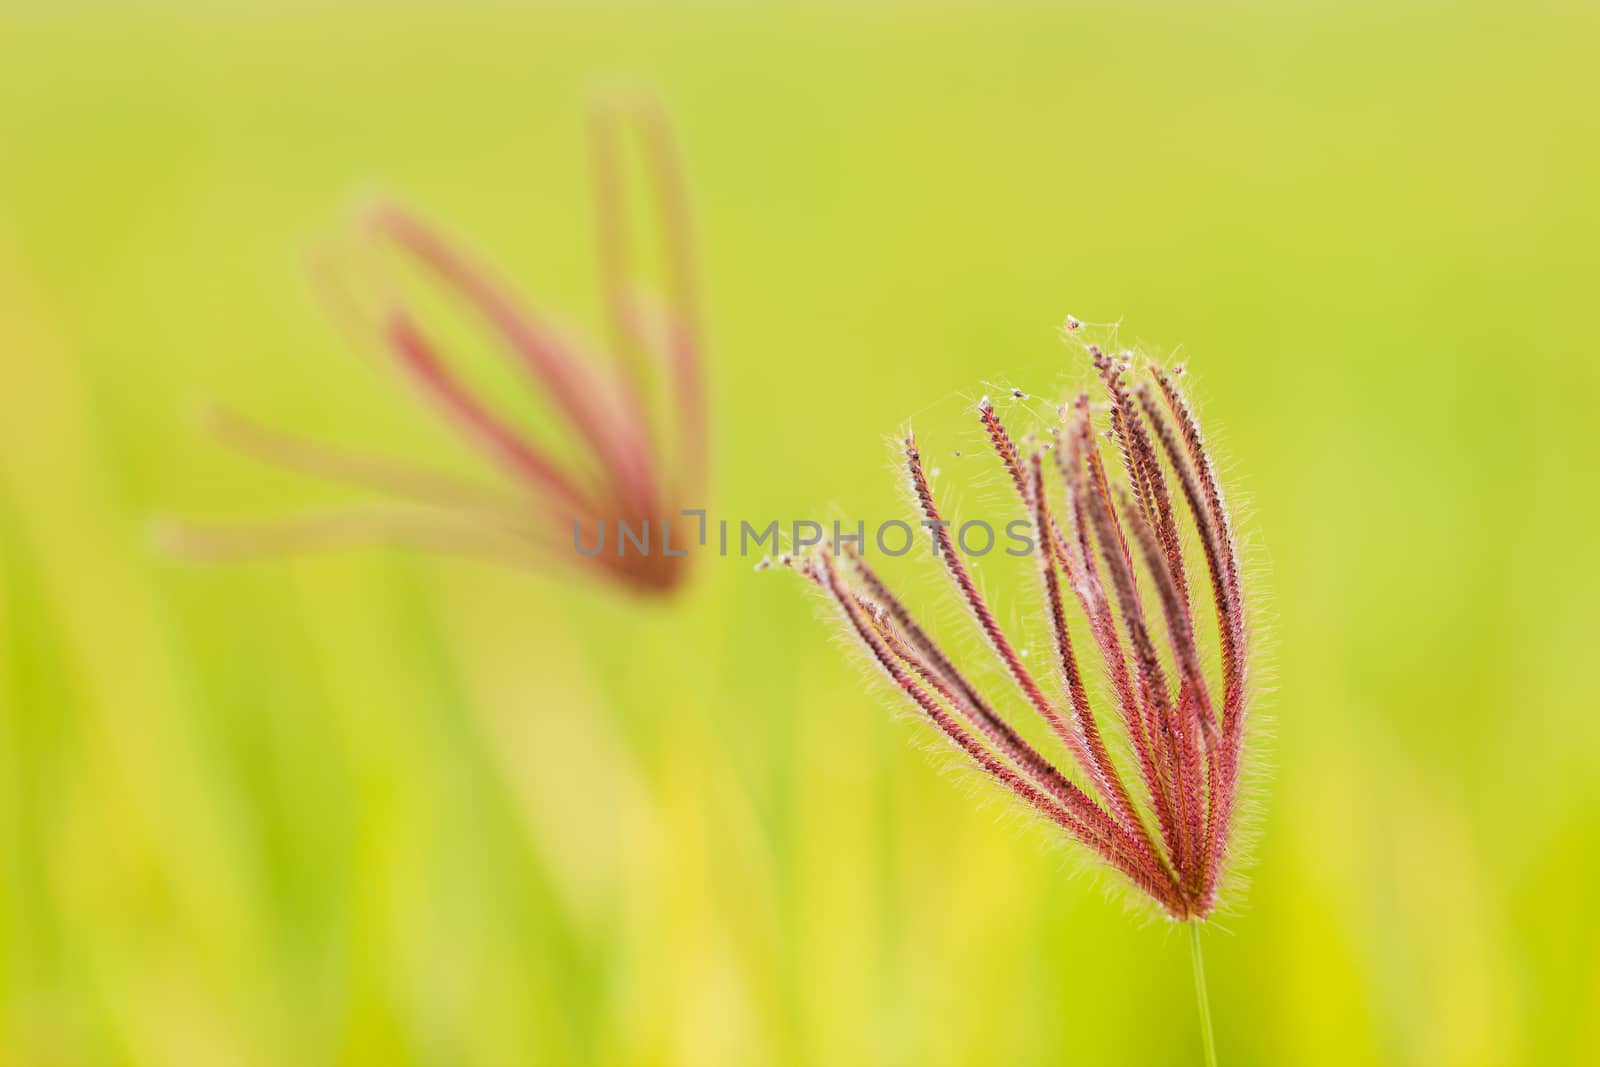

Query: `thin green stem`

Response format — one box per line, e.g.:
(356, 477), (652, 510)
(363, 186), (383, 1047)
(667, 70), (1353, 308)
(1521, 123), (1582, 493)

(1189, 920), (1218, 1067)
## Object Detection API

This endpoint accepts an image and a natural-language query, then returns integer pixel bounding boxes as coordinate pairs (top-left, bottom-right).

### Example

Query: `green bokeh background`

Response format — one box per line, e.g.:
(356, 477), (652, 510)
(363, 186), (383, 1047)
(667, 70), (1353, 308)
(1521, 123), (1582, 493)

(3, 3), (1598, 1064)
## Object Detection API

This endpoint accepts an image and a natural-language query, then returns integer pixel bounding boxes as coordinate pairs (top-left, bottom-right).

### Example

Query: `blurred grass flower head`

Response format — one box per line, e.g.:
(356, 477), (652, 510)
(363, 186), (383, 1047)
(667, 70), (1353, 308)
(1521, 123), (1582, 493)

(791, 332), (1253, 921)
(163, 92), (705, 595)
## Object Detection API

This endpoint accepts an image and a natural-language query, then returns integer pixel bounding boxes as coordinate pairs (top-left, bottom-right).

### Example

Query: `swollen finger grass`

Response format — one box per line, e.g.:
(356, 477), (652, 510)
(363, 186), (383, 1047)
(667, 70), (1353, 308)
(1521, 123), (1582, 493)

(161, 92), (707, 596)
(786, 332), (1256, 1056)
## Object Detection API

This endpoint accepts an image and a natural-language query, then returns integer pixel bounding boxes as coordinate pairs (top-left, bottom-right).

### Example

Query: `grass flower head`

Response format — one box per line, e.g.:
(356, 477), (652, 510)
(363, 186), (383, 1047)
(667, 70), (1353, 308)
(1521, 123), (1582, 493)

(791, 337), (1253, 920)
(163, 92), (705, 596)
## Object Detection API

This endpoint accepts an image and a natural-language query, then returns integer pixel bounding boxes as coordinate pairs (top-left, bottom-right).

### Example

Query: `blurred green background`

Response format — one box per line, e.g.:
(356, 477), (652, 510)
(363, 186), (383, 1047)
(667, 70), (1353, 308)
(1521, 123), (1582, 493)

(3, 2), (1599, 1064)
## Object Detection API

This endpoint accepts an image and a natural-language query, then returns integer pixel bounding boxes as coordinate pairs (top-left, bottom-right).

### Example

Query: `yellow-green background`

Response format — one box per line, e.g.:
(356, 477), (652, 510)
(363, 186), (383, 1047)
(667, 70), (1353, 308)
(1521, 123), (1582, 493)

(3, 2), (1598, 1064)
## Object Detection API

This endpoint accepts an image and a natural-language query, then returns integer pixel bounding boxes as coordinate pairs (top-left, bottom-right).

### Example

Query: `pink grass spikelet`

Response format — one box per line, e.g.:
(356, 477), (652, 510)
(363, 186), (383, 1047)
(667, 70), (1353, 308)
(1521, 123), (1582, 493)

(789, 338), (1254, 921)
(162, 93), (706, 596)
